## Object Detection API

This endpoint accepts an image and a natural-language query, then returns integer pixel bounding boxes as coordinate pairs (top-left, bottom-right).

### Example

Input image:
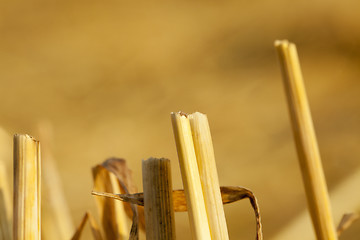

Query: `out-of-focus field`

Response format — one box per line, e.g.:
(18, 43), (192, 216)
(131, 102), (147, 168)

(1, 0), (360, 239)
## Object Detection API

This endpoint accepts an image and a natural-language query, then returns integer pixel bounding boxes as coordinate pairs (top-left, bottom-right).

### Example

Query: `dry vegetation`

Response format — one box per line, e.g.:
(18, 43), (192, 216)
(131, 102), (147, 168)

(1, 0), (360, 239)
(1, 78), (358, 238)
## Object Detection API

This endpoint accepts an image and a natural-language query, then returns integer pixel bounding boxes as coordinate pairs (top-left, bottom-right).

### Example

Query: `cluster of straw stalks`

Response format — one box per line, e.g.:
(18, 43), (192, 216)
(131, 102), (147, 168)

(0, 41), (358, 240)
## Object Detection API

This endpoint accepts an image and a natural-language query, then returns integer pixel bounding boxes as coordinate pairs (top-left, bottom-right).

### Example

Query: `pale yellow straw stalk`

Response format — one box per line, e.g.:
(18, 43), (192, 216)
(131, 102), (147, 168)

(275, 40), (337, 240)
(13, 134), (41, 240)
(189, 112), (229, 240)
(171, 112), (211, 239)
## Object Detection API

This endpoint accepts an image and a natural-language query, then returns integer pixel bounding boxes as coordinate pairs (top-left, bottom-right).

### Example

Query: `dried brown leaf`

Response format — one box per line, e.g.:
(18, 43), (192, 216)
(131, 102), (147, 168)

(99, 158), (145, 240)
(221, 186), (262, 240)
(92, 165), (128, 240)
(93, 186), (263, 240)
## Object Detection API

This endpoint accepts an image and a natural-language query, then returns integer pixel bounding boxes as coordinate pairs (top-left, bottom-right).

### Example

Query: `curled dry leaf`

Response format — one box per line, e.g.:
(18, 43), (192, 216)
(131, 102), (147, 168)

(93, 186), (263, 240)
(92, 165), (128, 240)
(99, 158), (145, 240)
(71, 212), (103, 240)
(337, 212), (359, 237)
(221, 186), (263, 240)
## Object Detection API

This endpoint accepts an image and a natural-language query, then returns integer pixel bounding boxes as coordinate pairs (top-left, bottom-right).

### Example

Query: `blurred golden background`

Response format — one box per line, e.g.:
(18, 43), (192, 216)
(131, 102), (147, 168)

(1, 0), (360, 239)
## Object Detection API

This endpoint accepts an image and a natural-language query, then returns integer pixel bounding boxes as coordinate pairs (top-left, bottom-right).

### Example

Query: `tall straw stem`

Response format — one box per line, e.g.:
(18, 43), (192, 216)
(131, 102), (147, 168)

(275, 40), (338, 240)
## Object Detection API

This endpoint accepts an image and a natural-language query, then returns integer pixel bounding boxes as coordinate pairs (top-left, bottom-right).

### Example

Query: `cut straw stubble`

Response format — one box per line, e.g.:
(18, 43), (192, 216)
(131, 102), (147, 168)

(13, 134), (41, 240)
(189, 112), (229, 240)
(171, 112), (211, 240)
(142, 158), (175, 240)
(275, 40), (338, 240)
